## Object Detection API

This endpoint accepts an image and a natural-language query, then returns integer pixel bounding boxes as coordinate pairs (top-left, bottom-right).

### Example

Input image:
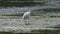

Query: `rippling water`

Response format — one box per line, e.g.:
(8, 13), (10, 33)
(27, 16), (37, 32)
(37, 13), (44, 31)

(0, 16), (59, 33)
(0, 5), (59, 15)
(0, 1), (60, 33)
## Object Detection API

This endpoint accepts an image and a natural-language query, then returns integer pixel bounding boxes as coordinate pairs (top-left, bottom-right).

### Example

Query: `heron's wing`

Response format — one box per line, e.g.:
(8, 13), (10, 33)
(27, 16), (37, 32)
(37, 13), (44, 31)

(22, 12), (30, 19)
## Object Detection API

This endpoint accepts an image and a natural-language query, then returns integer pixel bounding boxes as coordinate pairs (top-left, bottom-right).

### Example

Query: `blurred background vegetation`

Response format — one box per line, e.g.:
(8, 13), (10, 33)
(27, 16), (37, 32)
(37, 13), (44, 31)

(0, 0), (46, 7)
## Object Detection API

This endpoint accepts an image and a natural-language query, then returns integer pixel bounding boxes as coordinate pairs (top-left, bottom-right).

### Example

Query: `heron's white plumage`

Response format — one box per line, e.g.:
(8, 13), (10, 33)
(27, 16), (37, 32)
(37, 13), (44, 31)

(22, 10), (31, 25)
(23, 11), (31, 19)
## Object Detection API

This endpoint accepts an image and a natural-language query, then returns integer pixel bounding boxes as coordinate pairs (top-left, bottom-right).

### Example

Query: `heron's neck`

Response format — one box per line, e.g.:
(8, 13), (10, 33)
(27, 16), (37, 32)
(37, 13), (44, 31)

(28, 9), (31, 12)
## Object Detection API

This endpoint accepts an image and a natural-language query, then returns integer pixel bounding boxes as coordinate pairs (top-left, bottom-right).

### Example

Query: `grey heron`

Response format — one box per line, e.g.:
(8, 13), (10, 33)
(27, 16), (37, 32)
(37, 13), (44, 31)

(22, 10), (31, 25)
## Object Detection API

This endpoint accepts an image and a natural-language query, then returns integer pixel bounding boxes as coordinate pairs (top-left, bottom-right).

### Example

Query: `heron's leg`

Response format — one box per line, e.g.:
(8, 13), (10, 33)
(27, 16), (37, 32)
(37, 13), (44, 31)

(25, 19), (28, 24)
(24, 19), (28, 25)
(24, 19), (27, 24)
(24, 19), (29, 25)
(27, 18), (31, 25)
(24, 19), (31, 25)
(23, 19), (25, 24)
(28, 18), (29, 24)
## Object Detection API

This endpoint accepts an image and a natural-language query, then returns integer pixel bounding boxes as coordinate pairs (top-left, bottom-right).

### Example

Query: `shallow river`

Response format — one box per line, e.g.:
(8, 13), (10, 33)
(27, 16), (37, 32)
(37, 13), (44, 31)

(0, 16), (59, 33)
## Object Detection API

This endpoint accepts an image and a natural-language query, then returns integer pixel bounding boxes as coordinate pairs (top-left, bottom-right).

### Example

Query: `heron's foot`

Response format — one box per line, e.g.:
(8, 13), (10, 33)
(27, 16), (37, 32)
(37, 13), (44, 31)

(25, 23), (31, 25)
